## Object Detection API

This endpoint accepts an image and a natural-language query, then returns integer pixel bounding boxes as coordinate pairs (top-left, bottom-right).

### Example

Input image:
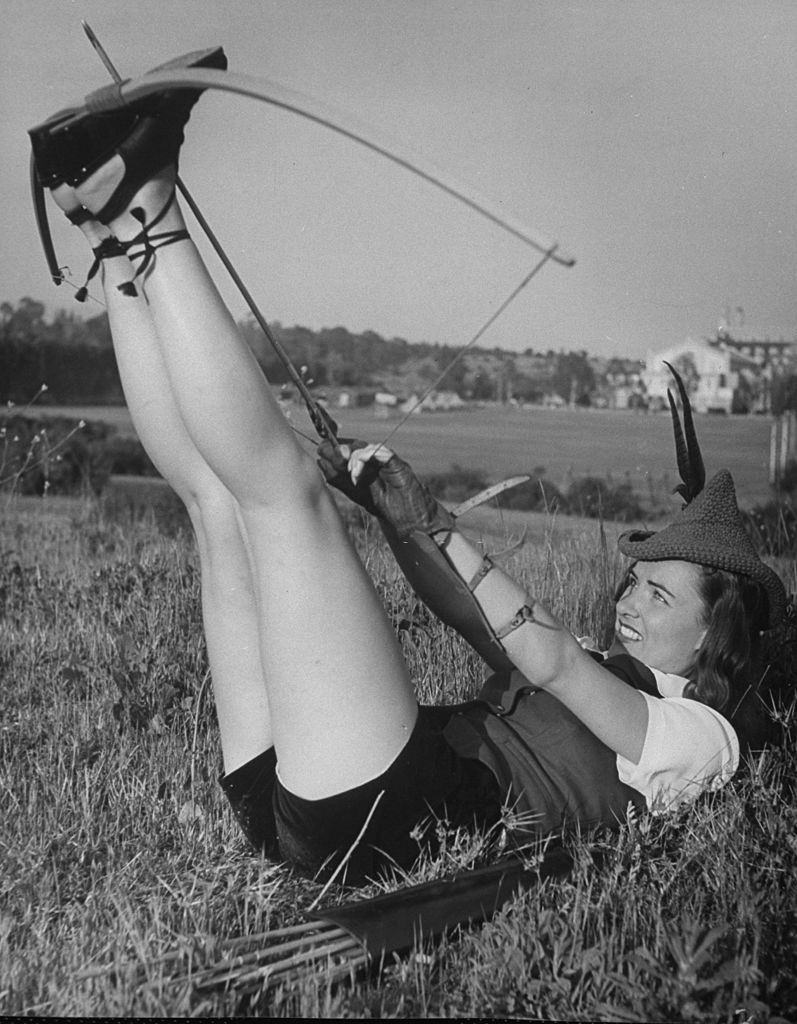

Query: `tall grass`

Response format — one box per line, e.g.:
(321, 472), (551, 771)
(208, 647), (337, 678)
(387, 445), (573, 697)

(1, 494), (794, 1019)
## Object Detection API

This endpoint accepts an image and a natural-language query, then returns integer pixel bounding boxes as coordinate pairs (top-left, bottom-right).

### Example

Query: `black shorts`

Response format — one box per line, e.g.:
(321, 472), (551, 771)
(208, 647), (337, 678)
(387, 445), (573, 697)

(219, 704), (503, 884)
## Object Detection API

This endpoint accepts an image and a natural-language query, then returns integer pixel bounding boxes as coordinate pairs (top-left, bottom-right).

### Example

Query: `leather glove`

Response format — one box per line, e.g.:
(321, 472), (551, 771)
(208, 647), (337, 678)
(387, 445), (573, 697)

(317, 439), (454, 539)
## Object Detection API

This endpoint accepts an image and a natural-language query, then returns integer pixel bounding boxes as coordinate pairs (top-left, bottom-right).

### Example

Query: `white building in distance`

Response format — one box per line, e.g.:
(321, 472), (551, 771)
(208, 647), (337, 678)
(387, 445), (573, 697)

(644, 333), (794, 414)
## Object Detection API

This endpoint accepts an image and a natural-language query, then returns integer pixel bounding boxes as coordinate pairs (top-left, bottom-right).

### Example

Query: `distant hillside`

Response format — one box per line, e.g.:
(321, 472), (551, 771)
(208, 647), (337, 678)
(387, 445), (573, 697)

(1, 296), (639, 406)
(238, 316), (596, 404)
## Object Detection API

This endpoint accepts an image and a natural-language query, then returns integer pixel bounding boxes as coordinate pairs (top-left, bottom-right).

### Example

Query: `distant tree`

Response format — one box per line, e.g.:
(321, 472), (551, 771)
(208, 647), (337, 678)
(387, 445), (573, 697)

(1, 297), (47, 340)
(510, 372), (545, 404)
(731, 372), (756, 414)
(1, 297), (122, 404)
(497, 357), (517, 404)
(552, 351), (595, 405)
(605, 355), (643, 383)
(1, 298), (51, 402)
(771, 373), (797, 416)
(470, 370), (497, 401)
(81, 311), (112, 349)
(434, 345), (468, 396)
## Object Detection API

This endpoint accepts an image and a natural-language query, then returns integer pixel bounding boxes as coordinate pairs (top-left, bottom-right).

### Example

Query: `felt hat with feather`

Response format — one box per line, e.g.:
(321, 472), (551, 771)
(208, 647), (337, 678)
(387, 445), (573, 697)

(618, 362), (787, 628)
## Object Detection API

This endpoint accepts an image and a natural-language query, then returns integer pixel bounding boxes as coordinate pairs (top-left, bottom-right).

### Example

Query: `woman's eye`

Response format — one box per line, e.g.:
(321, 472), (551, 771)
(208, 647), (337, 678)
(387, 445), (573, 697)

(653, 589), (667, 603)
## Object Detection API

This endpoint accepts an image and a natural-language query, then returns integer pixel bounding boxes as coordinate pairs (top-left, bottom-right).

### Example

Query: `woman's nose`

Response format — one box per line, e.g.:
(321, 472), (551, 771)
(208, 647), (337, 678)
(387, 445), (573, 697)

(617, 590), (639, 617)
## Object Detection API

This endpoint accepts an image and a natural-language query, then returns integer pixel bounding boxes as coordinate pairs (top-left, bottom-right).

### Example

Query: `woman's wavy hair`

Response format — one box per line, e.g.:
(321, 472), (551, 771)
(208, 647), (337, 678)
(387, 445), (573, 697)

(686, 565), (769, 714)
(614, 563), (769, 714)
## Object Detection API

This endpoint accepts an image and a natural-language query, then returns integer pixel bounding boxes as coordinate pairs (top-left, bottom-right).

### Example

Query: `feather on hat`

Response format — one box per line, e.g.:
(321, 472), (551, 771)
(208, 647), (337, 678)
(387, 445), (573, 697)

(617, 363), (787, 628)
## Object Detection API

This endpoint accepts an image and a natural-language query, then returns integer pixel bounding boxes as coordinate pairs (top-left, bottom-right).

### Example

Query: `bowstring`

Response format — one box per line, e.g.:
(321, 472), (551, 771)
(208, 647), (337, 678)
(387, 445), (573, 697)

(53, 266), (107, 307)
(373, 247), (557, 458)
(76, 26), (564, 456)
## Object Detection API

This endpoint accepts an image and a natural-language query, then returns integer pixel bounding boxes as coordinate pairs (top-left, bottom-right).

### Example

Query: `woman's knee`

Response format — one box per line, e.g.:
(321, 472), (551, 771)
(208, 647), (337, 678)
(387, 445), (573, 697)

(234, 448), (331, 514)
(180, 477), (241, 546)
(182, 452), (335, 562)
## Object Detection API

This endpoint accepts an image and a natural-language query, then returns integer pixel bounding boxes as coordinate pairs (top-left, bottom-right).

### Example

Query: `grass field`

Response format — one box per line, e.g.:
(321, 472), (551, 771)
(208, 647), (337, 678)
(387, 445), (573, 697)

(34, 403), (776, 508)
(1, 492), (795, 1019)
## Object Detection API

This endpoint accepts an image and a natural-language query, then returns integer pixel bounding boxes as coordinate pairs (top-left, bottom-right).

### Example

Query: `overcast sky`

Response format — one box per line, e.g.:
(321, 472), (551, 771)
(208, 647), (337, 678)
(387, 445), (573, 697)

(3, 0), (796, 359)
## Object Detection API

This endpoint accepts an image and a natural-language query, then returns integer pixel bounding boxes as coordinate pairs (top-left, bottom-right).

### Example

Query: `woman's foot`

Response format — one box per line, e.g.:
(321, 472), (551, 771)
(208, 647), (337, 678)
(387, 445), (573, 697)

(48, 168), (185, 303)
(75, 163), (178, 233)
(50, 182), (107, 243)
(30, 105), (139, 192)
(76, 167), (192, 298)
(48, 181), (133, 301)
(29, 46), (226, 223)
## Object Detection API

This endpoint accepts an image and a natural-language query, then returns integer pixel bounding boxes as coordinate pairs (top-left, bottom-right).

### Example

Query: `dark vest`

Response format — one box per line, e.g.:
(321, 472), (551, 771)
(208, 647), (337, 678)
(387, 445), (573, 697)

(442, 653), (659, 836)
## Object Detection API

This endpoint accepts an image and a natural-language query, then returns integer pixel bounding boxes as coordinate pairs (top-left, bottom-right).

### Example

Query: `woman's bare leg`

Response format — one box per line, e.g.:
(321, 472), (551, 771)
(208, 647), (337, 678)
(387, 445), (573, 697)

(57, 198), (271, 773)
(75, 168), (418, 799)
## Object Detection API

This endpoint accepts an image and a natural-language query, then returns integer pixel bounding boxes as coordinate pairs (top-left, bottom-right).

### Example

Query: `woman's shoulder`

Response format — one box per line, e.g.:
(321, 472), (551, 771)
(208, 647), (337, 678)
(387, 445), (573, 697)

(647, 665), (689, 698)
(617, 689), (740, 811)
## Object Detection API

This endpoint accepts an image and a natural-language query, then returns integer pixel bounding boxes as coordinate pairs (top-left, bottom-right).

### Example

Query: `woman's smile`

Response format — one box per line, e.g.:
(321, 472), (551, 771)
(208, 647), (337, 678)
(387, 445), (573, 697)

(617, 620), (643, 642)
(614, 560), (707, 675)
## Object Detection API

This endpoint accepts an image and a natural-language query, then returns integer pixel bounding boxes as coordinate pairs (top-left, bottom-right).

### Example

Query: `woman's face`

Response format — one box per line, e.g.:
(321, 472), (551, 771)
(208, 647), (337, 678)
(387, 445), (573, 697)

(613, 560), (707, 676)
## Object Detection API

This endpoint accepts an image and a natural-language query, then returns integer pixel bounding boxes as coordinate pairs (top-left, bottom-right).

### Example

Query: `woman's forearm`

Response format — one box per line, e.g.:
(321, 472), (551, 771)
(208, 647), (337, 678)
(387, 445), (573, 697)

(441, 531), (570, 684)
(441, 530), (649, 762)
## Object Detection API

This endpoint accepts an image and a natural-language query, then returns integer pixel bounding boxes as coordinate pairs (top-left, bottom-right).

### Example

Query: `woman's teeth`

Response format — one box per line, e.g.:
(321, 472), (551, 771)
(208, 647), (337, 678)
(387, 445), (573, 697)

(618, 622), (642, 641)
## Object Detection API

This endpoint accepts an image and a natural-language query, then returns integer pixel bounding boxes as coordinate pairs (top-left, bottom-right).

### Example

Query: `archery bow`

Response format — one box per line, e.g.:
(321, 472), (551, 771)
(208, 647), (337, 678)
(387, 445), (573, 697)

(32, 36), (576, 448)
(75, 63), (575, 265)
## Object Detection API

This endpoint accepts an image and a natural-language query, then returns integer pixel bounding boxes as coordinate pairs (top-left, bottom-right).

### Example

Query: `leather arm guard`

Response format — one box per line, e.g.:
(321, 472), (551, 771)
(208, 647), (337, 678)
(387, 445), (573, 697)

(378, 519), (515, 675)
(318, 439), (516, 674)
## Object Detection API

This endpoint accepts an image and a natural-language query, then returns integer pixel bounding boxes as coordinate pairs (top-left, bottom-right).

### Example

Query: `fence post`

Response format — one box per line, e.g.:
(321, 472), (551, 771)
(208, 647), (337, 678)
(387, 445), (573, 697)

(770, 417), (779, 487)
(770, 411), (797, 487)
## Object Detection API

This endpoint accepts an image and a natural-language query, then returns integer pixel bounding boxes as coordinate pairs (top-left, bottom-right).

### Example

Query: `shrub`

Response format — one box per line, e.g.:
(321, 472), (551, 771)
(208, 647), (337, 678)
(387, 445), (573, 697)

(422, 463), (490, 503)
(104, 434), (159, 478)
(495, 468), (566, 514)
(422, 466), (649, 522)
(566, 476), (645, 522)
(1, 414), (108, 495)
(0, 414), (157, 496)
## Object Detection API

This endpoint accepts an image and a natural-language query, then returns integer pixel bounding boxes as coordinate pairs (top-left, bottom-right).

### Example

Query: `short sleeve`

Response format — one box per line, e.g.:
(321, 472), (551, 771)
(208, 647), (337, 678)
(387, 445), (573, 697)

(616, 692), (739, 811)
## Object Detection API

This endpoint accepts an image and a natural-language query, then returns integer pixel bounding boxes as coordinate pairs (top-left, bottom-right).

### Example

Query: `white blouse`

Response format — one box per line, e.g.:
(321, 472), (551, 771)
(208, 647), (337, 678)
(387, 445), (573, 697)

(615, 667), (739, 811)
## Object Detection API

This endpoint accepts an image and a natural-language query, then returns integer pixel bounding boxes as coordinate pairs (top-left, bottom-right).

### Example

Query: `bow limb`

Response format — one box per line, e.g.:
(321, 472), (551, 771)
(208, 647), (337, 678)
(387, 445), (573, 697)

(30, 152), (62, 285)
(80, 67), (575, 267)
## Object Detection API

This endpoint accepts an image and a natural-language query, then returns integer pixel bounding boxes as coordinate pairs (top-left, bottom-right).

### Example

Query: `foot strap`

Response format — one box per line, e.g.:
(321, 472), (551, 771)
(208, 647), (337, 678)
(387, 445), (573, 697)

(66, 206), (92, 227)
(72, 193), (188, 302)
(116, 192), (189, 296)
(74, 236), (128, 302)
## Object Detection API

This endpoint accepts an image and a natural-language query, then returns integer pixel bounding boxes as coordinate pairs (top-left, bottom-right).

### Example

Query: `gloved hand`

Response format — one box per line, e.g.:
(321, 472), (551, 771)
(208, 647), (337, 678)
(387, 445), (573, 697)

(317, 439), (454, 539)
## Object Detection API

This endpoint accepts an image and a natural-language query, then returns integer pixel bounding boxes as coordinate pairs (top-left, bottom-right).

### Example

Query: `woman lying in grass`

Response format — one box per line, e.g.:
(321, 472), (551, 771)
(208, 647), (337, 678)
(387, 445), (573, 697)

(29, 48), (787, 884)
